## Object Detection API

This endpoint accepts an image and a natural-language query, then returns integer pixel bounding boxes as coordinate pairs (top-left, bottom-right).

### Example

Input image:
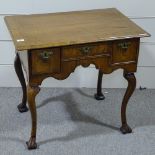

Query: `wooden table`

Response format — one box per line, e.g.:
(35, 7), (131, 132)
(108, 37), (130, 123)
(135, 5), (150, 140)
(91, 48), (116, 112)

(5, 8), (150, 150)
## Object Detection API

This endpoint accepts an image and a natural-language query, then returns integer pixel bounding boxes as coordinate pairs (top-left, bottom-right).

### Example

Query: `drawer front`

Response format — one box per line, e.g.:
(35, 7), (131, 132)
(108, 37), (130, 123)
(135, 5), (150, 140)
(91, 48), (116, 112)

(62, 42), (112, 60)
(111, 39), (139, 65)
(31, 48), (61, 75)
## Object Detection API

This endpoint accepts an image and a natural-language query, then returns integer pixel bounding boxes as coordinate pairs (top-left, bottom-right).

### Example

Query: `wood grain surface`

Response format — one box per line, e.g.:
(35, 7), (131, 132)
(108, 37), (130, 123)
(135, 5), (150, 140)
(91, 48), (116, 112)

(5, 8), (150, 51)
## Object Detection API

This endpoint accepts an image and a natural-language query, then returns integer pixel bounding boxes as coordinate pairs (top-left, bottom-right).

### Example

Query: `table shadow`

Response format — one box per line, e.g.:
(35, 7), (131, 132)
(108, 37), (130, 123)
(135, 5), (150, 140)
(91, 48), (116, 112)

(37, 91), (119, 146)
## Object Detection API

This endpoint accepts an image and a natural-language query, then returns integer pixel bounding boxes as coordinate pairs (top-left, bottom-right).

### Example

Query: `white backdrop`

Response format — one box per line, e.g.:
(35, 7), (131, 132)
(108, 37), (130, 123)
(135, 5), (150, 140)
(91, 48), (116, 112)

(0, 0), (155, 88)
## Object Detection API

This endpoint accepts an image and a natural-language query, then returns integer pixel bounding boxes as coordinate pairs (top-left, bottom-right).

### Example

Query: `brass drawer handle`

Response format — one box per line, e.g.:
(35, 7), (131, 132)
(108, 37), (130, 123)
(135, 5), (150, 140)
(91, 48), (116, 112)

(118, 42), (131, 50)
(79, 46), (92, 55)
(39, 51), (53, 60)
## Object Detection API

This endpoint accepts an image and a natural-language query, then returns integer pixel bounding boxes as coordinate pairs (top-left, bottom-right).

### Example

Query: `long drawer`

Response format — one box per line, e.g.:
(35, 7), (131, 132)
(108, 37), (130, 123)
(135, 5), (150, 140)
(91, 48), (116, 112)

(62, 42), (112, 61)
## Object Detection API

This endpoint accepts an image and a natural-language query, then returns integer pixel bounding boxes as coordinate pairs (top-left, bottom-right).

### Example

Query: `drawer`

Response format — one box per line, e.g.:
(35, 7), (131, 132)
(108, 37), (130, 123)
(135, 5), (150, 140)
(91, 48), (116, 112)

(111, 38), (139, 65)
(31, 48), (61, 75)
(62, 42), (112, 60)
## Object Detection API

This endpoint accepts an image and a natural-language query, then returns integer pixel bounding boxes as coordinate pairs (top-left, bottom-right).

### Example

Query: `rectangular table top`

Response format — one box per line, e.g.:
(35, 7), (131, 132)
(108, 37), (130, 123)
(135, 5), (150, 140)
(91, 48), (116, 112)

(5, 8), (150, 51)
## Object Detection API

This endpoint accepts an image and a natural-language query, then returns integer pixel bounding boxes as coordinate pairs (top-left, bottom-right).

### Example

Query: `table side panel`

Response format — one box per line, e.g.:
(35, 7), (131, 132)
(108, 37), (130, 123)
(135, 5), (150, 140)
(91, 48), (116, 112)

(18, 51), (29, 79)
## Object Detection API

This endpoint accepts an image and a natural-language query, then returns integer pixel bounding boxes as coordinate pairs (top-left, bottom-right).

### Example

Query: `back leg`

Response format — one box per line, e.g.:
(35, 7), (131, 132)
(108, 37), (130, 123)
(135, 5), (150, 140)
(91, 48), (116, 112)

(94, 70), (105, 100)
(14, 53), (28, 113)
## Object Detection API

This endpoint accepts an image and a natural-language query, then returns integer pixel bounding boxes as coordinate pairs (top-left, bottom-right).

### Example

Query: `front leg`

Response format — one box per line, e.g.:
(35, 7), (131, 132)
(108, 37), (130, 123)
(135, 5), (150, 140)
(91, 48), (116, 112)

(120, 71), (136, 134)
(26, 85), (40, 150)
(14, 53), (28, 113)
(94, 70), (105, 100)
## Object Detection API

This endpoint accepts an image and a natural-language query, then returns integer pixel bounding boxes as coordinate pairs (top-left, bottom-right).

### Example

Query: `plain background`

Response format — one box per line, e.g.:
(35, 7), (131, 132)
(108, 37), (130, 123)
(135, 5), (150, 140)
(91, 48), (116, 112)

(0, 0), (155, 88)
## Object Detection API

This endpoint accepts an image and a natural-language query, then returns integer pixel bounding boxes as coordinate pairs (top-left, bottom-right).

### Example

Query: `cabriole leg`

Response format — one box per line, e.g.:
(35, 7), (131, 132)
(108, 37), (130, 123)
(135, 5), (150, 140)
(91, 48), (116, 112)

(120, 71), (136, 134)
(26, 85), (40, 150)
(14, 53), (28, 112)
(94, 70), (105, 100)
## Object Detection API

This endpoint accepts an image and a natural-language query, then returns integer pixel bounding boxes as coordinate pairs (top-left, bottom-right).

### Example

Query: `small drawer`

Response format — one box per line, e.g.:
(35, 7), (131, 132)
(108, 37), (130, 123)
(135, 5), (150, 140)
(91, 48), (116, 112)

(31, 48), (61, 75)
(111, 38), (139, 65)
(62, 42), (112, 60)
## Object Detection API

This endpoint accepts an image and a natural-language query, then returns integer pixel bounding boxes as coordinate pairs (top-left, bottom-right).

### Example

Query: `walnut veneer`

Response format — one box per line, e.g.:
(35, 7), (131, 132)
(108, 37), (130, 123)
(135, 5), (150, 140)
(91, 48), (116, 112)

(5, 8), (150, 150)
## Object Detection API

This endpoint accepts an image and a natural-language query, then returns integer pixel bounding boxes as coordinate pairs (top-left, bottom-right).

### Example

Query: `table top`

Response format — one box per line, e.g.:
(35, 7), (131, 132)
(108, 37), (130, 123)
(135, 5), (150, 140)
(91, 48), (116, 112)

(5, 8), (150, 51)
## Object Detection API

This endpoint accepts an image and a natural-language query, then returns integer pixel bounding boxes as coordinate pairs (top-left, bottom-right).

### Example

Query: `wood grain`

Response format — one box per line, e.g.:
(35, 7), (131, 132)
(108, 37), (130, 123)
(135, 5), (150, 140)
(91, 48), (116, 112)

(111, 38), (139, 65)
(62, 42), (112, 60)
(8, 8), (150, 150)
(5, 8), (150, 51)
(30, 48), (61, 75)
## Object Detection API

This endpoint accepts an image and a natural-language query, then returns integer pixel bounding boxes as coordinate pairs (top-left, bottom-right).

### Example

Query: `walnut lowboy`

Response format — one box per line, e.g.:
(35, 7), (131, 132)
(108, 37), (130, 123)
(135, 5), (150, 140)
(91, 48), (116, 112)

(5, 8), (150, 150)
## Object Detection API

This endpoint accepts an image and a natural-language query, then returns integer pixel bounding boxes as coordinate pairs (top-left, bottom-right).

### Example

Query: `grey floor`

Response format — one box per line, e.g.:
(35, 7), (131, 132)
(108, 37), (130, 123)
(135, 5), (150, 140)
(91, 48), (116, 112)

(0, 88), (155, 155)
